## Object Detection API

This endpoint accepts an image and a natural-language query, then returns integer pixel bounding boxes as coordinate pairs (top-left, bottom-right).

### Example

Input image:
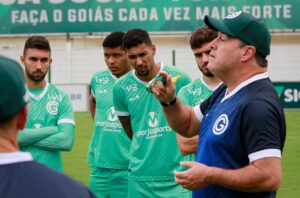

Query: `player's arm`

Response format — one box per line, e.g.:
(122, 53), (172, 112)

(89, 93), (96, 121)
(18, 126), (58, 146)
(33, 123), (75, 151)
(176, 133), (198, 155)
(118, 116), (133, 140)
(32, 93), (75, 151)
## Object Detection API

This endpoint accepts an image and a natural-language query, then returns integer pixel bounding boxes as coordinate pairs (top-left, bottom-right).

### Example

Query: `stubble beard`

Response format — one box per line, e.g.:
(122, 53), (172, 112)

(26, 68), (48, 83)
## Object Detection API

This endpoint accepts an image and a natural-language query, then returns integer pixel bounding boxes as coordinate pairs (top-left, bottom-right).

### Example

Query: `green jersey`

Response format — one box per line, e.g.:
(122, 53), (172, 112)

(178, 77), (216, 107)
(88, 69), (130, 170)
(20, 82), (75, 172)
(113, 64), (191, 181)
(177, 77), (217, 163)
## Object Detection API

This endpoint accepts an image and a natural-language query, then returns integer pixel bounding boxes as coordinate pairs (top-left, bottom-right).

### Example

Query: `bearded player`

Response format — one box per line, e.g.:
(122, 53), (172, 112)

(18, 36), (75, 172)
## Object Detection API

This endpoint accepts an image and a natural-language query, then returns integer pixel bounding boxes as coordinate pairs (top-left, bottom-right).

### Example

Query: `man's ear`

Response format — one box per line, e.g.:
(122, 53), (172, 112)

(241, 45), (256, 62)
(16, 105), (28, 130)
(20, 55), (25, 64)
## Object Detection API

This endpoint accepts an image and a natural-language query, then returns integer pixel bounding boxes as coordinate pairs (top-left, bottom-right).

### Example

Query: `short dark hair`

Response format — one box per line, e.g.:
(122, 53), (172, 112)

(122, 28), (152, 50)
(102, 31), (126, 48)
(190, 26), (218, 50)
(23, 36), (51, 56)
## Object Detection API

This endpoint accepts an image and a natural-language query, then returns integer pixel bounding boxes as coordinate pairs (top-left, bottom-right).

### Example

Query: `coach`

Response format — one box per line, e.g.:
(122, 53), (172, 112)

(150, 11), (286, 197)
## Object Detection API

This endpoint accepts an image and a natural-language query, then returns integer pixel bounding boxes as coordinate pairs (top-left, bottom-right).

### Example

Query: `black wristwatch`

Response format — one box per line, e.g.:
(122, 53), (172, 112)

(160, 97), (177, 107)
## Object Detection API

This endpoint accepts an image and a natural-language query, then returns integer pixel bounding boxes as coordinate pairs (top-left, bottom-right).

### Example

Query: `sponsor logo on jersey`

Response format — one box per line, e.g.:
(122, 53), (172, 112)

(187, 88), (202, 96)
(96, 76), (109, 84)
(148, 112), (158, 127)
(97, 89), (108, 94)
(48, 94), (63, 102)
(136, 112), (172, 139)
(129, 95), (140, 102)
(46, 101), (59, 115)
(122, 84), (138, 92)
(108, 107), (118, 122)
(213, 114), (229, 135)
(96, 107), (122, 132)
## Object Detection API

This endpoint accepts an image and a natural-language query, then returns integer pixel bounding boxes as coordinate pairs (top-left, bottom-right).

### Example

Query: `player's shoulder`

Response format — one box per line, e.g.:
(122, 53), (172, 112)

(92, 69), (110, 78)
(115, 70), (134, 86)
(178, 78), (200, 94)
(48, 83), (69, 97)
(163, 64), (191, 81)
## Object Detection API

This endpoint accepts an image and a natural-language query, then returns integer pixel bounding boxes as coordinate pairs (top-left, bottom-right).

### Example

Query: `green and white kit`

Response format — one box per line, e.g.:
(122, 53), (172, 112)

(19, 82), (75, 172)
(113, 63), (192, 181)
(88, 69), (130, 170)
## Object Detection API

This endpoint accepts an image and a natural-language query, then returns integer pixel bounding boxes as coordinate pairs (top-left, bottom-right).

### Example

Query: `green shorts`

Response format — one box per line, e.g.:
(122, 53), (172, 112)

(128, 178), (191, 198)
(89, 166), (128, 198)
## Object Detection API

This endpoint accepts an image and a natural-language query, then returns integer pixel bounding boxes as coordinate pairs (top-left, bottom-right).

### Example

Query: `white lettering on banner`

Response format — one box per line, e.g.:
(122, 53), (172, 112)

(11, 9), (48, 25)
(284, 89), (300, 102)
(163, 7), (190, 21)
(119, 7), (158, 22)
(196, 5), (291, 20)
(0, 0), (144, 5)
(53, 9), (62, 22)
(242, 4), (291, 19)
(18, 0), (40, 4)
(5, 3), (295, 27)
(68, 7), (113, 23)
(196, 6), (236, 20)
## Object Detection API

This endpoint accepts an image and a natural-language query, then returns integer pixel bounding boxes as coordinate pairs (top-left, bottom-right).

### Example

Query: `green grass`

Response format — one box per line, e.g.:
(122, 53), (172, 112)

(62, 112), (93, 186)
(63, 111), (300, 197)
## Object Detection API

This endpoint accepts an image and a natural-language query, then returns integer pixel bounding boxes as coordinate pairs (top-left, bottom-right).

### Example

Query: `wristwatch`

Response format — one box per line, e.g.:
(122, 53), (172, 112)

(160, 97), (177, 107)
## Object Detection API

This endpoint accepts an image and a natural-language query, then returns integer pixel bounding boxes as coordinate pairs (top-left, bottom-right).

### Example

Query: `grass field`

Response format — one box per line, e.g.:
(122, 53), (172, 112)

(63, 110), (300, 197)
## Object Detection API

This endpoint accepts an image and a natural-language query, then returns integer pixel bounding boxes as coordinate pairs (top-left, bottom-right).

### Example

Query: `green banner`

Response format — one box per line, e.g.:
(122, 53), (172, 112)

(0, 0), (299, 34)
(274, 82), (300, 109)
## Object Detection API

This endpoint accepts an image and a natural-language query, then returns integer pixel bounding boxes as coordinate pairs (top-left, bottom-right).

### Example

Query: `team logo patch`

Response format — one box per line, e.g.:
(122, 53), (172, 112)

(108, 107), (118, 122)
(148, 112), (158, 127)
(226, 11), (242, 19)
(213, 114), (229, 135)
(46, 101), (59, 115)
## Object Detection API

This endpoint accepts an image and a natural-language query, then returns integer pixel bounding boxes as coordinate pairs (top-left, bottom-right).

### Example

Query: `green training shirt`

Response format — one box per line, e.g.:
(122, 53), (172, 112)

(88, 69), (130, 170)
(113, 63), (191, 181)
(177, 77), (217, 163)
(20, 82), (75, 172)
(178, 77), (216, 107)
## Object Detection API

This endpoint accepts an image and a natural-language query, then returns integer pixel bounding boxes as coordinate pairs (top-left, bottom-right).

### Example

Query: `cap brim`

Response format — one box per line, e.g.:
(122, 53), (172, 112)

(204, 16), (235, 37)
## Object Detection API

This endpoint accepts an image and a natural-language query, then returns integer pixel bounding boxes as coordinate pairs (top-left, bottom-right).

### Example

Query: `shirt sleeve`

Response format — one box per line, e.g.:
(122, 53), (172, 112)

(57, 93), (75, 125)
(113, 82), (129, 116)
(242, 100), (283, 162)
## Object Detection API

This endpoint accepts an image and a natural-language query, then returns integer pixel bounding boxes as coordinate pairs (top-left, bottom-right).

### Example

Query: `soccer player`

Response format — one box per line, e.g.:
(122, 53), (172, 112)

(87, 31), (131, 198)
(0, 55), (96, 198)
(113, 28), (192, 197)
(150, 11), (286, 197)
(176, 26), (221, 156)
(18, 36), (75, 172)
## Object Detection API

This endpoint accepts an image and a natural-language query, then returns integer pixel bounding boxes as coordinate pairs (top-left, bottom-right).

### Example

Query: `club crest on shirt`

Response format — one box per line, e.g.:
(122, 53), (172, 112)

(213, 114), (229, 135)
(46, 101), (59, 115)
